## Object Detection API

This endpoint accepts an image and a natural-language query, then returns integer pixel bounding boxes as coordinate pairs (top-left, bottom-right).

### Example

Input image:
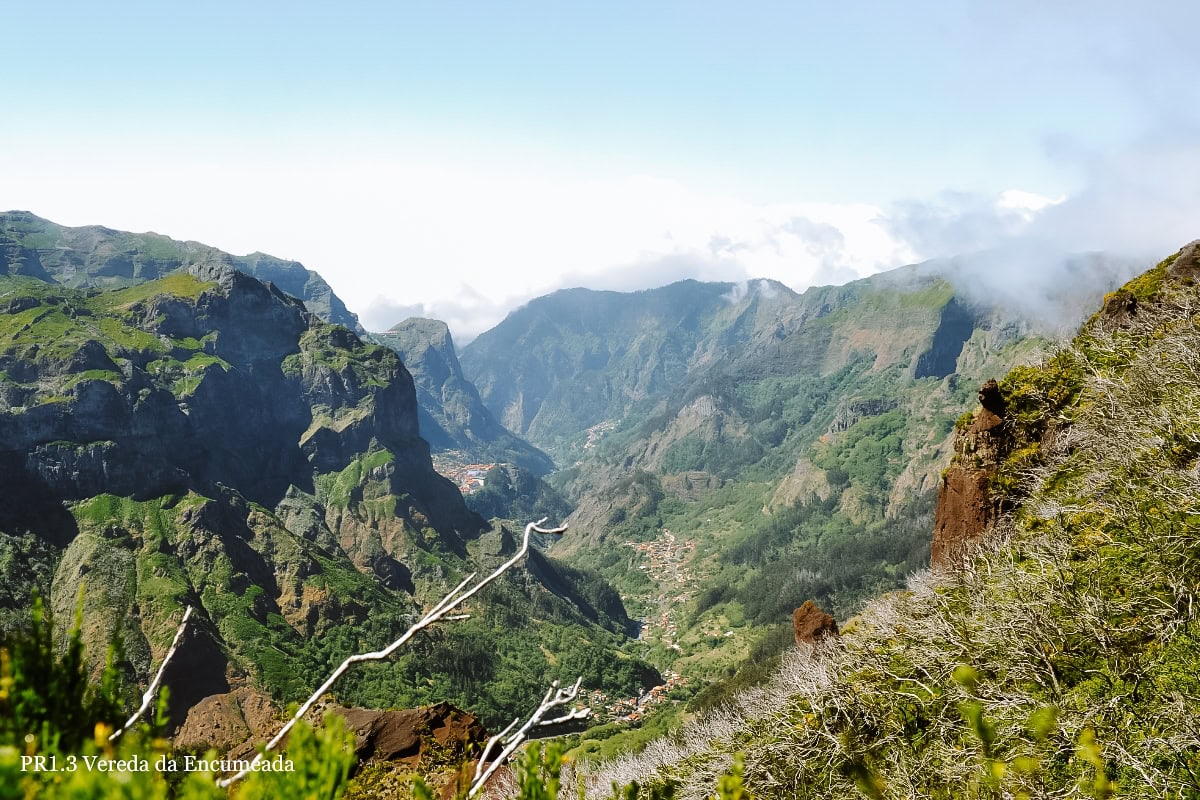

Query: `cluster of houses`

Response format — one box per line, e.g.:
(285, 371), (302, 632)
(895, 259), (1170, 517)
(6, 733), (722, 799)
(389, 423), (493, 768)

(583, 419), (618, 450)
(625, 530), (698, 650)
(625, 529), (696, 582)
(588, 670), (689, 722)
(430, 451), (497, 494)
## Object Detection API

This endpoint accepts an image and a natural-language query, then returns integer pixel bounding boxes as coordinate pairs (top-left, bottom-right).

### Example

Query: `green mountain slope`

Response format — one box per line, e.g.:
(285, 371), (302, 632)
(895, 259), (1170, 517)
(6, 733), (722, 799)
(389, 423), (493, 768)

(452, 257), (1137, 742)
(460, 279), (802, 458)
(0, 260), (653, 730)
(586, 242), (1200, 798)
(0, 210), (362, 331)
(545, 270), (1095, 682)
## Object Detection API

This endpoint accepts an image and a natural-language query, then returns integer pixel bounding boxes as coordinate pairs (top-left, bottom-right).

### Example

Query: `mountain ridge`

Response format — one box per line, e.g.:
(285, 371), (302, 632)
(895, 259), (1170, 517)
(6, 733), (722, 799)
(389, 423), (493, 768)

(0, 210), (362, 332)
(454, 258), (1139, 714)
(581, 238), (1200, 799)
(369, 317), (554, 476)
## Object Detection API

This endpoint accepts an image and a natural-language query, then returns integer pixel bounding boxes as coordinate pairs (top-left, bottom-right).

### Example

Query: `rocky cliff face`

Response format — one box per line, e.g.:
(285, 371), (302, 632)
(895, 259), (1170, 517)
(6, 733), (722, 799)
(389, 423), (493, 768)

(0, 262), (486, 707)
(370, 318), (554, 475)
(0, 262), (472, 530)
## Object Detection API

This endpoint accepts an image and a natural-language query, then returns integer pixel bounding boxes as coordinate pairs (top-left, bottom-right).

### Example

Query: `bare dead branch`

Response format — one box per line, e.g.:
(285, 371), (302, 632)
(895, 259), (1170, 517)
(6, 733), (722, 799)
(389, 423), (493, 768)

(217, 518), (568, 788)
(109, 605), (194, 742)
(468, 676), (591, 799)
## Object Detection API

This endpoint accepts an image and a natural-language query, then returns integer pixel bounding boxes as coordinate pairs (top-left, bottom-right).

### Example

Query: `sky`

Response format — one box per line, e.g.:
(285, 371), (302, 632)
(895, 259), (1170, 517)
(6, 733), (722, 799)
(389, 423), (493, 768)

(2, 2), (1199, 341)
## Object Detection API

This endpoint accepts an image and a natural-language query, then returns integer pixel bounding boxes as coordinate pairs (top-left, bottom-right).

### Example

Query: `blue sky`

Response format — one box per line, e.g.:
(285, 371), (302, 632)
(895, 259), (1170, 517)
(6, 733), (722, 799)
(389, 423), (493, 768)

(3, 1), (1198, 338)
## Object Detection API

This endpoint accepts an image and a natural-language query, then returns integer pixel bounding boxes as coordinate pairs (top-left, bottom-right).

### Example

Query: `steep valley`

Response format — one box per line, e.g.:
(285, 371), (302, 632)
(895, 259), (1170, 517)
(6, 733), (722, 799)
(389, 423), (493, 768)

(459, 258), (1138, 706)
(2, 209), (1167, 795)
(576, 239), (1200, 799)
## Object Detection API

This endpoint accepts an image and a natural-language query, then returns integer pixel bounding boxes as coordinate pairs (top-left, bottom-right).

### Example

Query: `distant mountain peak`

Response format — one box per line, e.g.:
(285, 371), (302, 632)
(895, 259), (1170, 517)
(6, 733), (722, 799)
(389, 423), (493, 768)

(0, 211), (362, 333)
(370, 318), (555, 476)
(387, 316), (453, 342)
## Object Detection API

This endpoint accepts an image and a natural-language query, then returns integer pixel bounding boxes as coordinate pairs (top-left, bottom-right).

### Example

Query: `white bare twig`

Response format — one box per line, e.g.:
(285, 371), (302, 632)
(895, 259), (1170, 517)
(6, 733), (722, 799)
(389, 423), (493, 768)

(468, 676), (591, 799)
(217, 518), (568, 788)
(109, 605), (194, 742)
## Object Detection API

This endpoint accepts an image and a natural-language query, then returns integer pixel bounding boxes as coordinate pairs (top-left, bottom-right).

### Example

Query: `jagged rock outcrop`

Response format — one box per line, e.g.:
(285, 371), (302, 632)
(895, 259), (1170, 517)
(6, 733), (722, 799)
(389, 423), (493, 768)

(334, 702), (487, 767)
(931, 380), (1011, 569)
(793, 600), (839, 645)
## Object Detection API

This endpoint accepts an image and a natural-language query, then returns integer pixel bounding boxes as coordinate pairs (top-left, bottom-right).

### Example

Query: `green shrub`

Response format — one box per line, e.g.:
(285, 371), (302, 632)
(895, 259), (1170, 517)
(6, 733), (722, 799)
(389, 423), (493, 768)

(237, 714), (356, 800)
(0, 594), (122, 752)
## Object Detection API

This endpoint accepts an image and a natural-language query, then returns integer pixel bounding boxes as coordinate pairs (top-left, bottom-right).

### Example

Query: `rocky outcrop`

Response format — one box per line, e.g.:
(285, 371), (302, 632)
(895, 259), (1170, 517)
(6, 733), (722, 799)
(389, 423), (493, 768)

(176, 696), (487, 797)
(334, 702), (492, 800)
(793, 600), (839, 645)
(1095, 240), (1200, 331)
(174, 688), (279, 757)
(660, 470), (722, 502)
(827, 397), (897, 435)
(931, 380), (1011, 569)
(334, 702), (487, 768)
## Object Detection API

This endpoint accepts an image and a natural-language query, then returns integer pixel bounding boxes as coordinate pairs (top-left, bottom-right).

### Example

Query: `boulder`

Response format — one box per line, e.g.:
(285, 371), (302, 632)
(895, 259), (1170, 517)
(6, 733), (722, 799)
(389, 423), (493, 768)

(173, 687), (277, 757)
(793, 600), (839, 645)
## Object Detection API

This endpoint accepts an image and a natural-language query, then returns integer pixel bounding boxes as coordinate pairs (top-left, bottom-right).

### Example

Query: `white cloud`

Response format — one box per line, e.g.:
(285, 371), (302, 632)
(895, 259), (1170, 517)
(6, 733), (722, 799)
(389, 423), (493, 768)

(996, 189), (1065, 216)
(3, 126), (1196, 345)
(0, 144), (921, 341)
(1027, 131), (1200, 260)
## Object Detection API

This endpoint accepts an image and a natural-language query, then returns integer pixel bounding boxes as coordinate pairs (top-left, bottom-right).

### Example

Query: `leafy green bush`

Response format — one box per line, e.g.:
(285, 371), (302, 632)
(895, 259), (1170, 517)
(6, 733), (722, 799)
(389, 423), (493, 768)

(238, 714), (356, 800)
(0, 594), (122, 752)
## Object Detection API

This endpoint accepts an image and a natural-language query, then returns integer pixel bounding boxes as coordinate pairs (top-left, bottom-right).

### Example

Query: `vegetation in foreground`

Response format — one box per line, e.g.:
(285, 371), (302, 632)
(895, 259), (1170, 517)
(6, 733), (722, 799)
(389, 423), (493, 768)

(0, 596), (751, 799)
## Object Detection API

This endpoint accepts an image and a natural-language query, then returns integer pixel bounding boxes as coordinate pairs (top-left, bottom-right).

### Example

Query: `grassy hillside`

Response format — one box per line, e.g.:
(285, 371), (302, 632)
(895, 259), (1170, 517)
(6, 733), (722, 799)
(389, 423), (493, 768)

(583, 243), (1200, 798)
(0, 210), (361, 331)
